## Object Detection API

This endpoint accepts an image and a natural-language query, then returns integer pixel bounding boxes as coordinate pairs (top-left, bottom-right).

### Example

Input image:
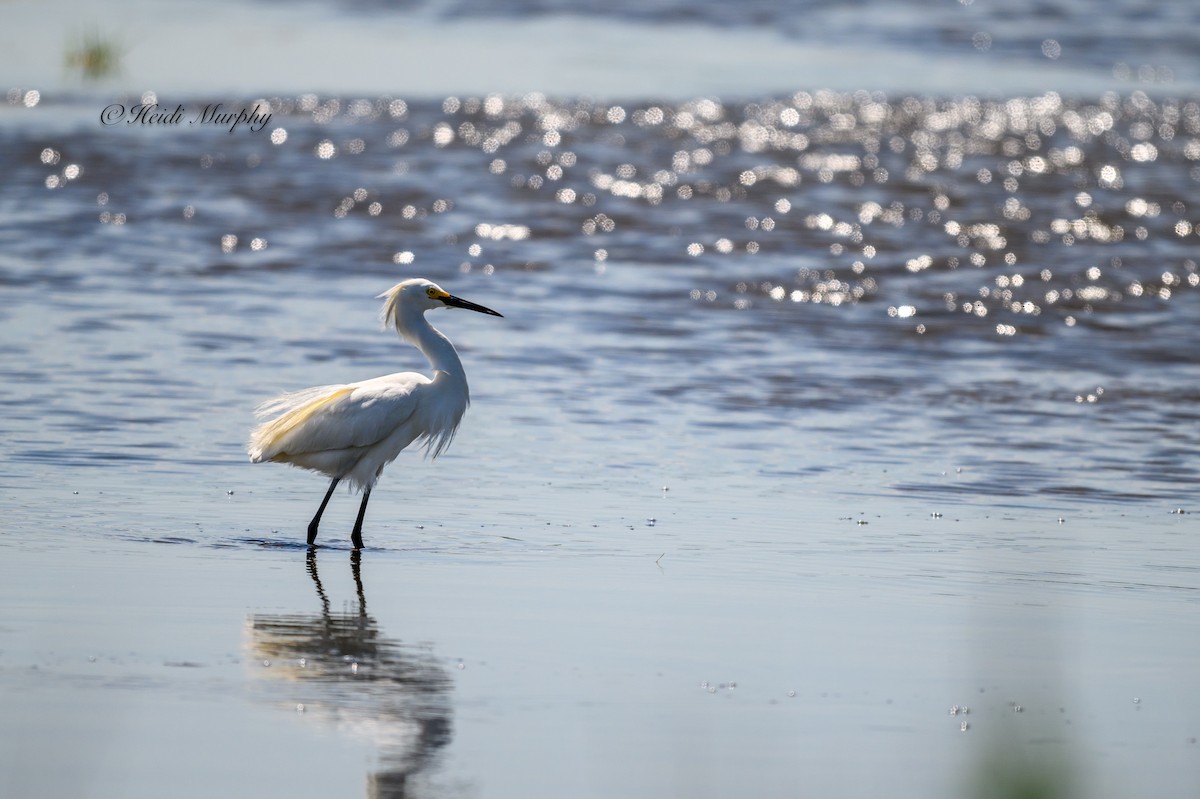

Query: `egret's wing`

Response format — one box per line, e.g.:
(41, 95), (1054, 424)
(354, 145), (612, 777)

(248, 374), (427, 462)
(253, 383), (346, 421)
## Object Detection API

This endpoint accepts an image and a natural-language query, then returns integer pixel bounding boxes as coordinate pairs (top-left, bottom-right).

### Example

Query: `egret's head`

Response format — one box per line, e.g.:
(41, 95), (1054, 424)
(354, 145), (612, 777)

(380, 278), (503, 329)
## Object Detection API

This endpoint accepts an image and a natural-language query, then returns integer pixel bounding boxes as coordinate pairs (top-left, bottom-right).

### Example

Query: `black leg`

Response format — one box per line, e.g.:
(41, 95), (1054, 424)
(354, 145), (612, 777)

(350, 486), (371, 550)
(308, 478), (339, 545)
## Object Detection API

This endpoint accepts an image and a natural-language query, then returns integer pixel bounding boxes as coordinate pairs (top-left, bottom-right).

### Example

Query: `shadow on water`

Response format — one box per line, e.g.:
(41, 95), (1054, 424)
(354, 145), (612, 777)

(245, 549), (453, 798)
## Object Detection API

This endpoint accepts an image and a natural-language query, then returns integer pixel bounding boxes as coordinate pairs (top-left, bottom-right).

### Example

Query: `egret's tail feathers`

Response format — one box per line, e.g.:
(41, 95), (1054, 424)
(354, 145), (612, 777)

(248, 385), (354, 462)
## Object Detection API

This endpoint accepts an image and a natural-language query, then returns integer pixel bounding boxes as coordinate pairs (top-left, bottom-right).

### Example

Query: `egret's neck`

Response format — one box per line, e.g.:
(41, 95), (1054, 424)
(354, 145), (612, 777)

(396, 307), (466, 381)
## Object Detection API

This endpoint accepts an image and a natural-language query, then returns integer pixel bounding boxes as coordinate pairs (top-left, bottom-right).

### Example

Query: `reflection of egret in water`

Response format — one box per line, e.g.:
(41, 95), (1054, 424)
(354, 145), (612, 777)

(246, 550), (452, 797)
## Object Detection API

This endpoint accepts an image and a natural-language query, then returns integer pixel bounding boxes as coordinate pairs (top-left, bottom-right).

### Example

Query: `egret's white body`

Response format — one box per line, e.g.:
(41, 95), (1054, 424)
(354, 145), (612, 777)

(248, 278), (502, 548)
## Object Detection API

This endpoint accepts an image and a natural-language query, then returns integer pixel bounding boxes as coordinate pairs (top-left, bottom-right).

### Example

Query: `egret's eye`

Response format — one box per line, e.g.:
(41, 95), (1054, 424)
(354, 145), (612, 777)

(426, 288), (438, 298)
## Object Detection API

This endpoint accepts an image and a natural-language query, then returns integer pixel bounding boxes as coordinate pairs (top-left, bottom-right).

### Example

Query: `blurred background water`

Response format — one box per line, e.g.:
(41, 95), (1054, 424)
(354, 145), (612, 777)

(1, 0), (1199, 797)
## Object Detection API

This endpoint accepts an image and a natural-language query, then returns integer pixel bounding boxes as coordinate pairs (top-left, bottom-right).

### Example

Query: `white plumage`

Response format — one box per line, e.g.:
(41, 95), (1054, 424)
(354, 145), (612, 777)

(248, 278), (502, 549)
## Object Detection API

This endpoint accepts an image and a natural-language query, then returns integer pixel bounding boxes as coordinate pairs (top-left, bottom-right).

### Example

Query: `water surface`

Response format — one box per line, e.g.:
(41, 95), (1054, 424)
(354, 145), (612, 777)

(2, 1), (1200, 797)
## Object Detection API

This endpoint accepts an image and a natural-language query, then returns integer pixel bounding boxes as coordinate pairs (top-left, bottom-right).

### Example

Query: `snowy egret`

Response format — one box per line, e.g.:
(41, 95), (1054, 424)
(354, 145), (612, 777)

(248, 278), (503, 549)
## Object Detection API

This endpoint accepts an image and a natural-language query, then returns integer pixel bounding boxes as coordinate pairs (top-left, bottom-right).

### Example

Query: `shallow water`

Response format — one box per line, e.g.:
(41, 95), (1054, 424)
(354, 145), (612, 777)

(7, 90), (1200, 504)
(3, 1), (1200, 797)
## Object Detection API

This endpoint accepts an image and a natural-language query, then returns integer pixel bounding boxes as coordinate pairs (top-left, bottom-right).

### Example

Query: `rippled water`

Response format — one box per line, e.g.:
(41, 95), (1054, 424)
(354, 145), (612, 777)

(2, 2), (1200, 795)
(5, 89), (1200, 504)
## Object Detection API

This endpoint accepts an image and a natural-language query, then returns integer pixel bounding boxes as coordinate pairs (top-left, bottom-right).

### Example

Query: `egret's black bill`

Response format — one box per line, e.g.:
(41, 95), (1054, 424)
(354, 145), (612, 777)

(443, 294), (503, 317)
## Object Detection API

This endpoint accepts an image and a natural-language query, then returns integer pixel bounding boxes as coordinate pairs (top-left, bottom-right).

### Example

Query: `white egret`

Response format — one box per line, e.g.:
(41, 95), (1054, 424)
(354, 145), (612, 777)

(248, 278), (503, 549)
